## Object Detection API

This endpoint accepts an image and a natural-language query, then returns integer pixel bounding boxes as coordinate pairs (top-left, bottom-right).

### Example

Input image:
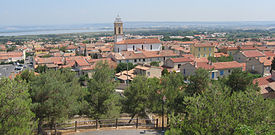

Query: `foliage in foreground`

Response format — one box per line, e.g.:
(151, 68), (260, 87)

(166, 69), (274, 135)
(85, 61), (121, 119)
(0, 78), (35, 135)
(30, 69), (85, 134)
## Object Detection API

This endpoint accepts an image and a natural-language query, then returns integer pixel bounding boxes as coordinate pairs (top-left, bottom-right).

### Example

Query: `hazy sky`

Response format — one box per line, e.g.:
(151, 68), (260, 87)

(0, 0), (275, 26)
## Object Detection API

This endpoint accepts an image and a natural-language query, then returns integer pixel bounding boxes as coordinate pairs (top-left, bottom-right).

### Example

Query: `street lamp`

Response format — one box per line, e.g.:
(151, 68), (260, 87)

(162, 95), (166, 132)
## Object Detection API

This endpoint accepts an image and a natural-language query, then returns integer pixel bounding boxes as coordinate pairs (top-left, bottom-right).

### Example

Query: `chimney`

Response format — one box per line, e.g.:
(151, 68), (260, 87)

(272, 70), (275, 81)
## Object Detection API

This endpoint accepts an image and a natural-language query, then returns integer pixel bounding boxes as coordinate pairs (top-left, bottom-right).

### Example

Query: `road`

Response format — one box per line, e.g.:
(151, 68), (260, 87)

(70, 129), (164, 135)
(0, 56), (34, 78)
(0, 64), (15, 78)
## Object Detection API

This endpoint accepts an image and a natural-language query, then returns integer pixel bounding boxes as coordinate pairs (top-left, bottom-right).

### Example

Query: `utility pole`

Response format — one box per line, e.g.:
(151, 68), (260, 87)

(126, 59), (129, 86)
(162, 95), (166, 132)
(126, 42), (129, 86)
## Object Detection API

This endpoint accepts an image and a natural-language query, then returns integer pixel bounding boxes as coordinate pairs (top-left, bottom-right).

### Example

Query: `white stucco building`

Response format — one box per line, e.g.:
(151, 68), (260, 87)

(113, 16), (162, 52)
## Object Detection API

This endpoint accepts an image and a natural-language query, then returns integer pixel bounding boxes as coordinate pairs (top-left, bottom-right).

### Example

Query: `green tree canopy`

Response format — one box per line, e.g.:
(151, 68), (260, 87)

(185, 68), (210, 96)
(15, 69), (36, 83)
(0, 78), (35, 135)
(35, 65), (48, 73)
(160, 72), (186, 113)
(30, 69), (84, 134)
(225, 68), (258, 95)
(85, 61), (121, 119)
(161, 68), (169, 76)
(150, 61), (160, 67)
(123, 76), (161, 121)
(115, 62), (136, 73)
(167, 82), (274, 135)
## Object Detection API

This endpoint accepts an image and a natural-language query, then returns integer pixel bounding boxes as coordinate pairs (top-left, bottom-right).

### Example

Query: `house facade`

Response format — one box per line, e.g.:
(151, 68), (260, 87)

(180, 61), (245, 80)
(164, 57), (193, 72)
(190, 43), (215, 58)
(233, 50), (265, 63)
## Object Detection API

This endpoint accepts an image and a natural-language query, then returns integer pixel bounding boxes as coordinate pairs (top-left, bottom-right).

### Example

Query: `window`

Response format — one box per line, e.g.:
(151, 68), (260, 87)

(147, 72), (150, 76)
(203, 54), (206, 57)
(134, 59), (137, 62)
(143, 59), (145, 62)
(199, 48), (201, 51)
(209, 48), (211, 51)
(139, 59), (141, 62)
(183, 69), (186, 75)
(228, 69), (231, 73)
(209, 53), (211, 56)
(118, 27), (121, 34)
(252, 66), (255, 70)
(133, 45), (135, 50)
(117, 48), (119, 52)
(178, 64), (181, 68)
(164, 57), (166, 60)
(198, 54), (200, 57)
(150, 45), (152, 50)
(142, 45), (144, 50)
(204, 48), (206, 51)
(212, 72), (215, 79)
(220, 70), (224, 76)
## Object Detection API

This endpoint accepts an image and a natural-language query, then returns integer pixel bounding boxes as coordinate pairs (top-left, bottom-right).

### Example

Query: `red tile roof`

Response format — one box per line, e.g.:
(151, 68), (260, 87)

(263, 51), (275, 57)
(75, 58), (90, 67)
(256, 47), (270, 51)
(253, 75), (272, 86)
(212, 61), (244, 70)
(116, 38), (161, 45)
(194, 57), (208, 63)
(196, 62), (214, 70)
(242, 50), (265, 57)
(240, 46), (257, 50)
(194, 43), (214, 47)
(0, 52), (23, 58)
(259, 57), (272, 66)
(170, 57), (193, 63)
(214, 53), (229, 58)
(226, 47), (238, 51)
(182, 54), (195, 60)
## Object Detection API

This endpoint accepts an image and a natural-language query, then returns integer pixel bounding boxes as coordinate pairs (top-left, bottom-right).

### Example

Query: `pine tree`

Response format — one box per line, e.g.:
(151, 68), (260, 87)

(86, 61), (121, 119)
(0, 78), (35, 135)
(30, 69), (84, 134)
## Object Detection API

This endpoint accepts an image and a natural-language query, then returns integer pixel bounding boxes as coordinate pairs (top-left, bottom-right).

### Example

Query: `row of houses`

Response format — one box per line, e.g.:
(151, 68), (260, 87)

(0, 51), (25, 63)
(34, 56), (117, 76)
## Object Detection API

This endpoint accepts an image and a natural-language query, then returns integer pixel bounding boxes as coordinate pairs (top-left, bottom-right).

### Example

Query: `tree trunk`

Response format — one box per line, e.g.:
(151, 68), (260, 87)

(128, 114), (135, 123)
(50, 118), (55, 130)
(38, 119), (43, 135)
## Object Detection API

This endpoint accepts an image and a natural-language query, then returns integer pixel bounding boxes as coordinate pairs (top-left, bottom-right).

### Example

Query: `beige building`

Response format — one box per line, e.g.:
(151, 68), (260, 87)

(135, 65), (162, 78)
(233, 50), (265, 63)
(115, 64), (162, 84)
(164, 57), (193, 72)
(190, 43), (215, 58)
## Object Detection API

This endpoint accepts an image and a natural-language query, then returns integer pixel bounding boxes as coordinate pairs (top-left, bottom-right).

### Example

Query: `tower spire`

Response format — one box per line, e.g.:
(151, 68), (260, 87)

(114, 15), (124, 43)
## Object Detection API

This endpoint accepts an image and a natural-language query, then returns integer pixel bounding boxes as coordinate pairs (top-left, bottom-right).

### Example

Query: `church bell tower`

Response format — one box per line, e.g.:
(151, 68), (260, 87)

(114, 15), (124, 42)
